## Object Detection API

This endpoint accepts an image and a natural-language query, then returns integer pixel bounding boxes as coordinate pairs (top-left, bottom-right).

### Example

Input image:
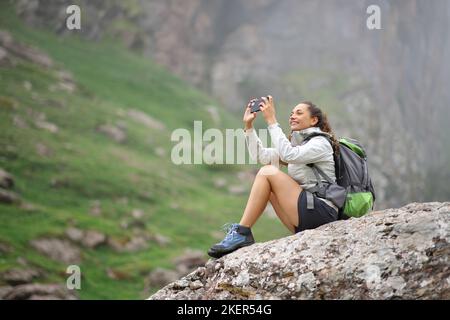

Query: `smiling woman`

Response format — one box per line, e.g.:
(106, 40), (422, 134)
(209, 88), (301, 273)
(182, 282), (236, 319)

(288, 101), (340, 156)
(207, 97), (341, 259)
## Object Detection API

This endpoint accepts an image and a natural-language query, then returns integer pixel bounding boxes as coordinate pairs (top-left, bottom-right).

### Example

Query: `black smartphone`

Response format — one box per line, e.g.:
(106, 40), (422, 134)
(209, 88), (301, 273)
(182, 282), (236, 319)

(249, 98), (265, 113)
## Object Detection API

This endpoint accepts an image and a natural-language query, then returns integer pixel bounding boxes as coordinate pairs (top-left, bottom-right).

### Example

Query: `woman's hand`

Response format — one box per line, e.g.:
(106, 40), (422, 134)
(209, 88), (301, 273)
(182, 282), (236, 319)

(260, 95), (277, 125)
(243, 100), (257, 129)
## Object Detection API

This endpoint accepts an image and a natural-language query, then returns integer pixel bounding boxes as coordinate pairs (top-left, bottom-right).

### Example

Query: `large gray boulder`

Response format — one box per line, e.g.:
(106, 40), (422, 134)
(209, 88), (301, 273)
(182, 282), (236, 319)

(149, 202), (449, 300)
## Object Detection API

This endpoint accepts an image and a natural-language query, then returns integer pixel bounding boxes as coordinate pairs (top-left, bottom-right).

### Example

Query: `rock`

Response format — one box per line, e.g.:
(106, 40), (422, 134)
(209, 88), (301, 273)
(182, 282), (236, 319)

(23, 81), (32, 91)
(107, 234), (149, 252)
(2, 283), (77, 300)
(0, 188), (20, 204)
(189, 280), (204, 290)
(213, 178), (227, 189)
(169, 202), (179, 210)
(82, 230), (107, 248)
(0, 241), (12, 254)
(35, 142), (53, 157)
(89, 200), (102, 216)
(65, 227), (84, 242)
(96, 124), (127, 143)
(173, 249), (208, 275)
(149, 202), (450, 300)
(48, 82), (76, 93)
(19, 202), (38, 212)
(228, 185), (247, 195)
(53, 70), (76, 93)
(120, 218), (146, 230)
(0, 168), (14, 189)
(50, 177), (70, 188)
(65, 228), (106, 249)
(1, 268), (41, 285)
(0, 30), (53, 68)
(0, 96), (18, 110)
(146, 268), (179, 288)
(30, 238), (81, 264)
(55, 70), (74, 83)
(106, 268), (130, 280)
(34, 119), (59, 133)
(116, 197), (129, 205)
(154, 147), (166, 157)
(131, 208), (144, 219)
(115, 120), (127, 131)
(236, 170), (256, 183)
(127, 109), (166, 130)
(12, 115), (28, 128)
(0, 286), (14, 299)
(151, 233), (171, 247)
(16, 257), (28, 266)
(0, 46), (8, 65)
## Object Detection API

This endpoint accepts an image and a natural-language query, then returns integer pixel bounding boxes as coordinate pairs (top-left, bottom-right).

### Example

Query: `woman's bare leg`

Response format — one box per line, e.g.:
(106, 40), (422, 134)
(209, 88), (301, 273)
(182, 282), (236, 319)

(239, 165), (302, 231)
(269, 192), (296, 234)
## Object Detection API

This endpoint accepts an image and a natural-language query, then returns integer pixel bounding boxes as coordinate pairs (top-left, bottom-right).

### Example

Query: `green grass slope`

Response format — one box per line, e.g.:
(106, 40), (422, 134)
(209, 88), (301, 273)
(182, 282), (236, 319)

(0, 3), (288, 299)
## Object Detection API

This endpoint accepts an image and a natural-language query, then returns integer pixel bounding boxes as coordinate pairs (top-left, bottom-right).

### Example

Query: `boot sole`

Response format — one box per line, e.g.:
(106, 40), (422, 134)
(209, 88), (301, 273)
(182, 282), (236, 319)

(207, 240), (254, 259)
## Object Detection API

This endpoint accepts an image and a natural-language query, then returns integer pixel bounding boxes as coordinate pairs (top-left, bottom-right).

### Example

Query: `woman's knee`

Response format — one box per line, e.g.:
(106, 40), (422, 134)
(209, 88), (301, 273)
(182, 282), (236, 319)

(257, 165), (280, 177)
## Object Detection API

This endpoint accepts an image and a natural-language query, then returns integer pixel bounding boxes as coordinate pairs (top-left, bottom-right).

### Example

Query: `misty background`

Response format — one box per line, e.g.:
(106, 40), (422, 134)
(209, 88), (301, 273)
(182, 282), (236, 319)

(1, 0), (449, 299)
(16, 0), (449, 209)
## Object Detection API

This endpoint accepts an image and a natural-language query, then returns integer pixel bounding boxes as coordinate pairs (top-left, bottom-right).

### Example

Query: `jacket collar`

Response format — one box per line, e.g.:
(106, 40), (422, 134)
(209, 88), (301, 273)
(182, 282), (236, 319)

(291, 127), (328, 146)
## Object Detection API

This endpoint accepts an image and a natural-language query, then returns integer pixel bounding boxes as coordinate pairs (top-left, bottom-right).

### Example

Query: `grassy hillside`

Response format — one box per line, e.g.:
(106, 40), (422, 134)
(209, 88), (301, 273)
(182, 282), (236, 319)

(0, 3), (288, 299)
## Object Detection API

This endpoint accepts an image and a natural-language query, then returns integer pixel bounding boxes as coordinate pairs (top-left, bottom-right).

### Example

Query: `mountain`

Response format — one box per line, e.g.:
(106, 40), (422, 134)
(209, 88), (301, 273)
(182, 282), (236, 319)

(13, 0), (450, 210)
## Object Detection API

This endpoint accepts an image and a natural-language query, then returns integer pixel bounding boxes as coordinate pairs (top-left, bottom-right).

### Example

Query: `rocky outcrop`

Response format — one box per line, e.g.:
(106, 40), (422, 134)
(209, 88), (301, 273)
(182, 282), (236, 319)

(149, 202), (449, 300)
(0, 29), (53, 68)
(0, 169), (14, 189)
(30, 238), (81, 264)
(0, 168), (20, 205)
(96, 124), (127, 144)
(0, 283), (77, 300)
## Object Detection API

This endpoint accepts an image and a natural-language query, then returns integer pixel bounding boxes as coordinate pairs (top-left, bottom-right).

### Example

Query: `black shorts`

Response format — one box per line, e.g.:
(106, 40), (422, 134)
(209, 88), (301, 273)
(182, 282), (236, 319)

(295, 190), (338, 233)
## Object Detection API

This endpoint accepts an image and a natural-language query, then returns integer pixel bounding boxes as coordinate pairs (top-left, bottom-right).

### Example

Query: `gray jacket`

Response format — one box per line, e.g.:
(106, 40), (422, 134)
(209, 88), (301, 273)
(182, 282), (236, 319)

(244, 123), (338, 211)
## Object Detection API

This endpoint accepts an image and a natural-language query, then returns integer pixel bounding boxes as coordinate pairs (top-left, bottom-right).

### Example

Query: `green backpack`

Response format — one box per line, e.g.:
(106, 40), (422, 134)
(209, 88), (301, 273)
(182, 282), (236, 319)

(302, 134), (376, 219)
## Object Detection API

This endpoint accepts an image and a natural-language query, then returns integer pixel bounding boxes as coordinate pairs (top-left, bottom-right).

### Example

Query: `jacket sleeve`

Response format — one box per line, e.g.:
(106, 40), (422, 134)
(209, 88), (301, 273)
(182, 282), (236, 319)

(268, 123), (331, 164)
(244, 127), (280, 166)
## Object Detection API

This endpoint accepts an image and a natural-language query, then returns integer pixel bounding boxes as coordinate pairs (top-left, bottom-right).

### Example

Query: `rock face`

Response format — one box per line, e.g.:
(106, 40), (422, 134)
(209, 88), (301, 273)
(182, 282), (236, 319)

(0, 283), (77, 300)
(149, 202), (450, 300)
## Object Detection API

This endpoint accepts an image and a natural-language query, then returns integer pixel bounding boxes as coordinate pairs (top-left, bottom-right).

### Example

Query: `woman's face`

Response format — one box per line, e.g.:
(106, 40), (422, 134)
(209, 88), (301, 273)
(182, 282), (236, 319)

(289, 103), (318, 131)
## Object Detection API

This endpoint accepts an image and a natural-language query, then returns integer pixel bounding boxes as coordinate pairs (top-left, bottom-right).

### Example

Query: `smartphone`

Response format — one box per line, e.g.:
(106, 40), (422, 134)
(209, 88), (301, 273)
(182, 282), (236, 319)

(249, 98), (265, 113)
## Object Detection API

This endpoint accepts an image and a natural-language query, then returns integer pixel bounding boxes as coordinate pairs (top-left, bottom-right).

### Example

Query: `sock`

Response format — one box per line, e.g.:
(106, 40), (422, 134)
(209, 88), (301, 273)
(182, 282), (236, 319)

(237, 224), (252, 235)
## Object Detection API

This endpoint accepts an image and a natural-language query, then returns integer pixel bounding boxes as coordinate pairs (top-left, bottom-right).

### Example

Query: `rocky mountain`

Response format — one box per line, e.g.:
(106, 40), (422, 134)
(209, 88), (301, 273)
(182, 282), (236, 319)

(14, 0), (450, 210)
(149, 202), (450, 300)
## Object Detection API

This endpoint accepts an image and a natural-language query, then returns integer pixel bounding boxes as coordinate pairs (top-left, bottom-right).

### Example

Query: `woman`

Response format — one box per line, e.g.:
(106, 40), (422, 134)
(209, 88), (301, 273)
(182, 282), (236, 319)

(207, 96), (340, 258)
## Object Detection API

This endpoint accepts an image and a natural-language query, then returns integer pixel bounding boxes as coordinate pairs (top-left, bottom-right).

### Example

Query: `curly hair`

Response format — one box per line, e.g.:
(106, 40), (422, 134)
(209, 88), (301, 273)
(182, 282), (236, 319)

(288, 101), (340, 156)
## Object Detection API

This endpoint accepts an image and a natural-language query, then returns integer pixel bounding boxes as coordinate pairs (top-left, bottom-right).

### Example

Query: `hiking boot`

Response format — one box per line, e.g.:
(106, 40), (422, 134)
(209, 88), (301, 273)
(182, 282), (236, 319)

(207, 223), (255, 258)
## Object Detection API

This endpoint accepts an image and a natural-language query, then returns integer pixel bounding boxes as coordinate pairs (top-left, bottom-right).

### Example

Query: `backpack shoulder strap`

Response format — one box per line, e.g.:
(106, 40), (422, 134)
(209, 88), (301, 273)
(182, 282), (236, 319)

(302, 132), (335, 183)
(307, 163), (334, 184)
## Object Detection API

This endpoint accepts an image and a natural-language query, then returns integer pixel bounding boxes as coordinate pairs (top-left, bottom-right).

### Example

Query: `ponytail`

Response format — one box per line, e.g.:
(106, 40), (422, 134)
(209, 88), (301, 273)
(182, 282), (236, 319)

(300, 101), (340, 156)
